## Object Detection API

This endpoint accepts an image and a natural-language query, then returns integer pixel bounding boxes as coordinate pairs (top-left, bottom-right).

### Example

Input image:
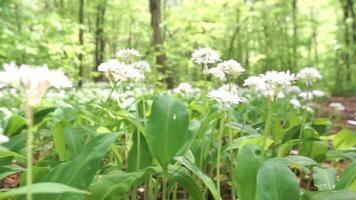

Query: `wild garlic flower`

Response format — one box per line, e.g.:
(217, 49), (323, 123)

(0, 134), (9, 144)
(98, 59), (144, 82)
(191, 48), (220, 65)
(290, 98), (301, 108)
(130, 61), (151, 72)
(208, 88), (242, 105)
(0, 63), (72, 106)
(299, 92), (314, 101)
(312, 90), (325, 98)
(284, 86), (301, 95)
(173, 82), (193, 94)
(191, 48), (220, 75)
(329, 102), (345, 112)
(216, 59), (245, 79)
(208, 67), (226, 82)
(116, 48), (141, 60)
(297, 67), (322, 84)
(244, 71), (296, 101)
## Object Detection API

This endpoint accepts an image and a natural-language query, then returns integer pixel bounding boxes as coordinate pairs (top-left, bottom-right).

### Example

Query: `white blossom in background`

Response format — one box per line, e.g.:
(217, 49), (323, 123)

(208, 88), (242, 105)
(116, 48), (141, 60)
(244, 71), (296, 101)
(208, 67), (226, 82)
(312, 90), (325, 98)
(329, 102), (345, 112)
(191, 48), (220, 75)
(218, 84), (239, 94)
(290, 98), (301, 108)
(299, 92), (314, 101)
(284, 86), (301, 95)
(297, 67), (322, 84)
(0, 134), (9, 144)
(0, 63), (72, 106)
(173, 82), (193, 94)
(98, 59), (144, 82)
(131, 61), (151, 72)
(306, 106), (314, 113)
(216, 59), (245, 79)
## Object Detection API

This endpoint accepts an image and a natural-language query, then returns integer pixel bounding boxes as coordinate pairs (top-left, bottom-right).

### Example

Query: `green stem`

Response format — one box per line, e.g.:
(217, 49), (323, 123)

(216, 110), (225, 197)
(25, 103), (33, 200)
(162, 170), (168, 200)
(299, 86), (311, 140)
(261, 100), (273, 162)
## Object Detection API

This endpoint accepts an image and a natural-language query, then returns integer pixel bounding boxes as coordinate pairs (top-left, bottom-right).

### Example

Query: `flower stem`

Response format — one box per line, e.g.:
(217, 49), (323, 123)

(162, 170), (168, 200)
(216, 110), (225, 197)
(261, 100), (273, 162)
(25, 103), (33, 200)
(299, 85), (311, 140)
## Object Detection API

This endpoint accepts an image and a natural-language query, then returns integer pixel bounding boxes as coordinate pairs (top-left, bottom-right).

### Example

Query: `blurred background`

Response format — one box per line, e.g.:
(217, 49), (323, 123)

(0, 0), (355, 95)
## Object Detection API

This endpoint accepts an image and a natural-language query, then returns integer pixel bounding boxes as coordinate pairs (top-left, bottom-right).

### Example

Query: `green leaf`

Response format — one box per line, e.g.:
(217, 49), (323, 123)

(168, 166), (204, 200)
(89, 168), (156, 200)
(33, 107), (56, 125)
(256, 160), (300, 200)
(36, 133), (116, 200)
(64, 127), (86, 160)
(336, 161), (356, 191)
(299, 140), (328, 162)
(312, 166), (337, 191)
(0, 149), (25, 159)
(0, 182), (88, 199)
(333, 129), (356, 150)
(277, 139), (300, 157)
(53, 122), (67, 161)
(3, 115), (26, 136)
(128, 131), (153, 171)
(301, 190), (356, 200)
(175, 156), (221, 200)
(234, 144), (261, 200)
(146, 95), (190, 170)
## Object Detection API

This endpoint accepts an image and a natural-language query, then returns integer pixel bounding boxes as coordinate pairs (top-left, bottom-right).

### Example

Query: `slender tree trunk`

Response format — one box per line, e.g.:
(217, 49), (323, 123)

(95, 0), (107, 70)
(149, 0), (174, 88)
(78, 0), (85, 87)
(292, 0), (298, 68)
(341, 0), (352, 82)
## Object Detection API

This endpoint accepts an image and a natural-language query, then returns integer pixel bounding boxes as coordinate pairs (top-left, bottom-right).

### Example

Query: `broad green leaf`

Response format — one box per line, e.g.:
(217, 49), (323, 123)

(33, 107), (56, 125)
(146, 95), (190, 170)
(299, 140), (328, 162)
(175, 156), (221, 200)
(271, 122), (285, 144)
(312, 166), (336, 191)
(301, 190), (356, 200)
(53, 122), (67, 161)
(128, 131), (153, 172)
(229, 122), (260, 135)
(277, 139), (300, 157)
(0, 149), (25, 159)
(0, 182), (88, 199)
(89, 168), (156, 200)
(36, 133), (116, 200)
(234, 144), (261, 200)
(336, 161), (356, 191)
(3, 115), (26, 136)
(333, 129), (356, 150)
(256, 160), (300, 200)
(168, 166), (204, 200)
(64, 127), (86, 160)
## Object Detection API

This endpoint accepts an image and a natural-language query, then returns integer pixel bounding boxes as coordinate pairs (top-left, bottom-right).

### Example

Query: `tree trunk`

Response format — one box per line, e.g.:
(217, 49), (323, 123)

(78, 0), (85, 87)
(95, 0), (107, 73)
(292, 0), (298, 68)
(341, 0), (352, 82)
(149, 0), (174, 88)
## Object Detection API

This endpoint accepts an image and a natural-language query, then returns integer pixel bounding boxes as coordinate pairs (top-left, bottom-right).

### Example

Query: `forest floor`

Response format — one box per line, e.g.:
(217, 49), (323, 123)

(317, 96), (356, 131)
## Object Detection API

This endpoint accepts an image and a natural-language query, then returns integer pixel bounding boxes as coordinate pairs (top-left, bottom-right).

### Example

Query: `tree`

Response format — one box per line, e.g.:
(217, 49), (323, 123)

(94, 0), (108, 78)
(78, 0), (85, 87)
(149, 0), (174, 88)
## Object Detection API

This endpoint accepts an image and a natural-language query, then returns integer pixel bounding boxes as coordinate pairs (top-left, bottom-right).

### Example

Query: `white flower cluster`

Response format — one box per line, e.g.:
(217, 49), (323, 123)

(116, 48), (141, 59)
(208, 59), (245, 81)
(297, 67), (322, 84)
(329, 102), (345, 112)
(299, 90), (326, 101)
(0, 62), (72, 105)
(244, 71), (296, 101)
(173, 82), (195, 95)
(98, 49), (150, 83)
(208, 88), (242, 105)
(191, 48), (220, 65)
